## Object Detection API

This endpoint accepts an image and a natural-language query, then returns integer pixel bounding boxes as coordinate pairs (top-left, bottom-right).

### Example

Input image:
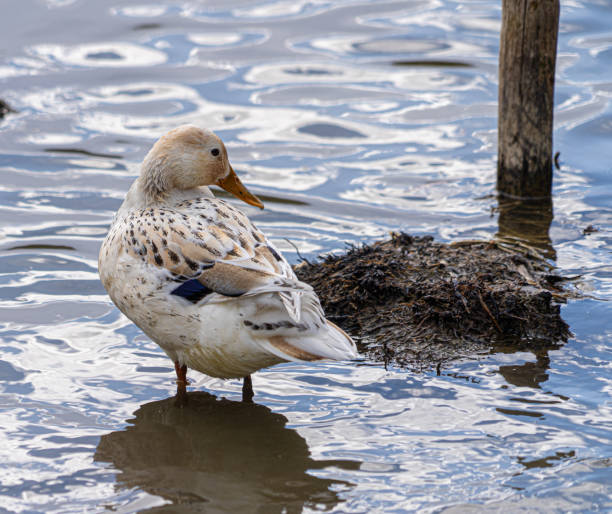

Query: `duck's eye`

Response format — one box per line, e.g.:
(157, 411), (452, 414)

(211, 148), (220, 157)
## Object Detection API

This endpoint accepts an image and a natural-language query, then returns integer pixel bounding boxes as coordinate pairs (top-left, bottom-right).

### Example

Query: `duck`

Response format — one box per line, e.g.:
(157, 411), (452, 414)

(98, 125), (357, 402)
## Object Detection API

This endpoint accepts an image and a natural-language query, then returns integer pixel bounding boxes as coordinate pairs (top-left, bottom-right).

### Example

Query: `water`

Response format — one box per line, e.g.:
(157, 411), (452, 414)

(1, 0), (611, 512)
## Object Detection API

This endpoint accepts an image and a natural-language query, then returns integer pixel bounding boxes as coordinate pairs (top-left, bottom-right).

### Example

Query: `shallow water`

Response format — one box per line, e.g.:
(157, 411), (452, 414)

(0, 0), (611, 512)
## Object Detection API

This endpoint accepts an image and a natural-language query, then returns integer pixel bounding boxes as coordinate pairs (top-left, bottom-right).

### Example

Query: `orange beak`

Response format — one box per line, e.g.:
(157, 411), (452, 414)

(217, 165), (264, 209)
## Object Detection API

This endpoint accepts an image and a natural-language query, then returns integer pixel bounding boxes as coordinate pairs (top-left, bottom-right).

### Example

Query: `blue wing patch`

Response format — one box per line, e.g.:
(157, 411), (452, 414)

(171, 279), (213, 304)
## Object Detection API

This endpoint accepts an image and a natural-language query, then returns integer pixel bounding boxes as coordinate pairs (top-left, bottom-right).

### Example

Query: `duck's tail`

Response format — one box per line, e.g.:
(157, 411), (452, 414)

(256, 319), (358, 363)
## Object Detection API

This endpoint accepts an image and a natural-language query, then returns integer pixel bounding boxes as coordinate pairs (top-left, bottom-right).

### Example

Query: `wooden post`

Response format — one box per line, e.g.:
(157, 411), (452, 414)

(497, 0), (560, 198)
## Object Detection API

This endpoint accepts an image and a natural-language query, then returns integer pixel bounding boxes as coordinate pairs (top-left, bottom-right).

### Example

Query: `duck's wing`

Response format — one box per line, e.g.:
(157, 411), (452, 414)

(120, 197), (356, 361)
(121, 198), (308, 319)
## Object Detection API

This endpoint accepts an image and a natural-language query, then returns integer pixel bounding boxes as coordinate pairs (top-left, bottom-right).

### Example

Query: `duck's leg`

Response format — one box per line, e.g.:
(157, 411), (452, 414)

(175, 361), (188, 405)
(242, 375), (254, 403)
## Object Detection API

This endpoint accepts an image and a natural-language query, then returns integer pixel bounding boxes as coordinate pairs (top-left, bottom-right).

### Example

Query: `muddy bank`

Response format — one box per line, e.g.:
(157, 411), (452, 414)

(295, 233), (571, 370)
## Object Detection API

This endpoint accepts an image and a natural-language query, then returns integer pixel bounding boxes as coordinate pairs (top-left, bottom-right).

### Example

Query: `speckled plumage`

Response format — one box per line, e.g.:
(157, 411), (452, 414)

(99, 125), (357, 381)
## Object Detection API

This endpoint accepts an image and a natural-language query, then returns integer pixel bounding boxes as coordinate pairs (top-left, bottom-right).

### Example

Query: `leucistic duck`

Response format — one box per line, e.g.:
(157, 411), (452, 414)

(98, 125), (357, 402)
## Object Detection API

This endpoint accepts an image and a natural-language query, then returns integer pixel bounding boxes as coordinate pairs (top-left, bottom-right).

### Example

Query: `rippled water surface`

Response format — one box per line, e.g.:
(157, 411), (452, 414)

(1, 1), (611, 512)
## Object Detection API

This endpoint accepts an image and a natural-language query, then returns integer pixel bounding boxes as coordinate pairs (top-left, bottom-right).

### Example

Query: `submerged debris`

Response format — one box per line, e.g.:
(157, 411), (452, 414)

(0, 99), (15, 118)
(295, 233), (571, 369)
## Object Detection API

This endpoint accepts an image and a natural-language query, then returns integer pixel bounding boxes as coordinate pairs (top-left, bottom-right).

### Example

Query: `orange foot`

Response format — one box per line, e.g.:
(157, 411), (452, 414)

(174, 361), (188, 406)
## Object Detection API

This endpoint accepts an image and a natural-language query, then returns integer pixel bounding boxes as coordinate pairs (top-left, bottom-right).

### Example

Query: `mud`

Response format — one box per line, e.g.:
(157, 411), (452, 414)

(295, 233), (571, 370)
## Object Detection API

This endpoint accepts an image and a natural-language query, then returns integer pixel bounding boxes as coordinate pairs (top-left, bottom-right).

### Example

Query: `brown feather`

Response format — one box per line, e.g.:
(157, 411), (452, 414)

(197, 262), (274, 297)
(268, 336), (324, 361)
(255, 245), (283, 274)
(122, 201), (289, 299)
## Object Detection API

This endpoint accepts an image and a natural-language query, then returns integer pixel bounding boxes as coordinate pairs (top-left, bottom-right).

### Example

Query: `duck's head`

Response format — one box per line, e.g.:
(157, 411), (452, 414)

(139, 125), (263, 209)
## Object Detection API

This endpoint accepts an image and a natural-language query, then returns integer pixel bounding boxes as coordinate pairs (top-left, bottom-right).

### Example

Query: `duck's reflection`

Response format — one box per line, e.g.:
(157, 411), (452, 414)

(95, 392), (357, 512)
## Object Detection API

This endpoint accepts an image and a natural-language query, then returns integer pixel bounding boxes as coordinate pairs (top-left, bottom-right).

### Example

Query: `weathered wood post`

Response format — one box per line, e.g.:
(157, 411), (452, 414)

(498, 0), (560, 198)
(497, 0), (560, 258)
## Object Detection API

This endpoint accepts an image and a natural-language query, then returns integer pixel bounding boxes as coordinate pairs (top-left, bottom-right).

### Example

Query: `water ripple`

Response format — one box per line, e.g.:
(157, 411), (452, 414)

(0, 0), (610, 511)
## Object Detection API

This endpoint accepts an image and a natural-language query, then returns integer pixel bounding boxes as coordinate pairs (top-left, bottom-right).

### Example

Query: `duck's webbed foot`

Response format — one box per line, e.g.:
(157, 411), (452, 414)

(242, 375), (254, 403)
(174, 361), (188, 406)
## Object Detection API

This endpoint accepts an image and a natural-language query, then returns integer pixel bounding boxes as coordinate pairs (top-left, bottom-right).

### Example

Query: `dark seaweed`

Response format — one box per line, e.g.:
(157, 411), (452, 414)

(295, 233), (571, 370)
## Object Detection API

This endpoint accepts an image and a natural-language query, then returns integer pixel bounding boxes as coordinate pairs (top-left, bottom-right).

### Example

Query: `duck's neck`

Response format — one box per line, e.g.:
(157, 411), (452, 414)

(120, 179), (214, 215)
(118, 179), (152, 213)
(139, 154), (171, 204)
